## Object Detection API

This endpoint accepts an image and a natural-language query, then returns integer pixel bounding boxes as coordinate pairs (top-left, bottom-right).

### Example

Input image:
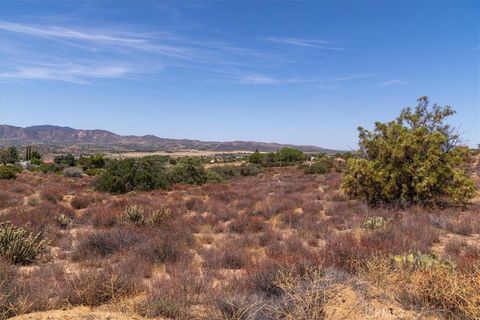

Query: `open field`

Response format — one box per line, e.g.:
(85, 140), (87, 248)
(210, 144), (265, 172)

(1, 158), (479, 320)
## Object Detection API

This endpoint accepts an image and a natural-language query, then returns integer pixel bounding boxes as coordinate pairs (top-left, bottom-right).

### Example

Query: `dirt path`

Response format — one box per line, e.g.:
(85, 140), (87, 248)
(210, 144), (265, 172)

(9, 307), (145, 320)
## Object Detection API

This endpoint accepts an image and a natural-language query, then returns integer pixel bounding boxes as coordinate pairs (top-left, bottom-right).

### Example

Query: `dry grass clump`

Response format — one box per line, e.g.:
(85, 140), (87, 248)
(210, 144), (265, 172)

(362, 256), (480, 319)
(216, 267), (348, 320)
(136, 262), (207, 319)
(400, 265), (480, 319)
(448, 210), (480, 235)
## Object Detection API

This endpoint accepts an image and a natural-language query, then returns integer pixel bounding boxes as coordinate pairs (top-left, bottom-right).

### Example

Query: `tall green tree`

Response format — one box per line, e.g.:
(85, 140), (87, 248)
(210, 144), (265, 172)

(342, 97), (475, 206)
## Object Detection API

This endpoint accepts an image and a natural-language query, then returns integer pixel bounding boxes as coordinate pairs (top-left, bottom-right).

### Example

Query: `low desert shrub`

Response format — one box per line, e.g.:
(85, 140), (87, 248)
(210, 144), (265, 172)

(40, 187), (64, 203)
(448, 212), (480, 235)
(239, 163), (263, 176)
(70, 195), (93, 209)
(0, 191), (21, 210)
(63, 167), (83, 178)
(229, 215), (267, 233)
(68, 264), (140, 306)
(202, 241), (249, 270)
(137, 236), (183, 265)
(216, 296), (266, 320)
(137, 263), (205, 319)
(72, 227), (140, 261)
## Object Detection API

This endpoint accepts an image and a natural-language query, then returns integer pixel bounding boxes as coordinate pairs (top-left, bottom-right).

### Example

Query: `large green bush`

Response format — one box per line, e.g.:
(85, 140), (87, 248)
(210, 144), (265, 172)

(248, 149), (264, 164)
(95, 156), (170, 193)
(54, 154), (76, 166)
(167, 157), (207, 185)
(276, 147), (305, 163)
(78, 154), (106, 169)
(0, 165), (21, 180)
(0, 147), (18, 164)
(304, 157), (334, 175)
(342, 97), (475, 206)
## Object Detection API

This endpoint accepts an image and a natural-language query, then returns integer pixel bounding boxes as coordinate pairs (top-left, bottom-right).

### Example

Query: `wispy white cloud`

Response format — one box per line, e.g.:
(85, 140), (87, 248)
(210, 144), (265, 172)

(0, 20), (283, 84)
(0, 20), (354, 86)
(0, 63), (133, 83)
(237, 73), (279, 85)
(333, 74), (376, 81)
(266, 37), (344, 51)
(377, 79), (408, 86)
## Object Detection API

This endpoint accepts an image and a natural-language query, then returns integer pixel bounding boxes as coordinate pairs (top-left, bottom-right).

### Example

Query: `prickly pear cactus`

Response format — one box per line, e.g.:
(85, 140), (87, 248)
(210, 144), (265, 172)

(392, 252), (455, 270)
(362, 216), (387, 230)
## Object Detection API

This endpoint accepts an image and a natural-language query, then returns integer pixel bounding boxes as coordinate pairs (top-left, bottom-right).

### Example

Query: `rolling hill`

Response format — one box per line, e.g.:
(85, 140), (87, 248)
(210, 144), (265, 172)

(0, 125), (339, 153)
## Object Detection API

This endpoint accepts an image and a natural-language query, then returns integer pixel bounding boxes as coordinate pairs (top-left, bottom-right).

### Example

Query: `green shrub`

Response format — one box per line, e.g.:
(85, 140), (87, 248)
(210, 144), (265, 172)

(208, 165), (239, 180)
(304, 157), (333, 175)
(95, 156), (170, 193)
(0, 165), (21, 180)
(206, 163), (262, 182)
(277, 147), (304, 163)
(78, 154), (106, 169)
(239, 163), (263, 176)
(0, 222), (50, 264)
(84, 168), (104, 176)
(342, 97), (475, 207)
(167, 157), (207, 185)
(54, 154), (76, 166)
(36, 163), (63, 174)
(206, 170), (227, 183)
(0, 146), (18, 164)
(249, 149), (264, 164)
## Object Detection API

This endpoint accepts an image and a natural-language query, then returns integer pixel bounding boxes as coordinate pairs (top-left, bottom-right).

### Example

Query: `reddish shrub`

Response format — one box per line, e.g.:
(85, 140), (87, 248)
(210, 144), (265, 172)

(70, 195), (93, 209)
(72, 227), (141, 261)
(40, 186), (64, 203)
(229, 215), (267, 233)
(0, 190), (22, 209)
(201, 241), (249, 270)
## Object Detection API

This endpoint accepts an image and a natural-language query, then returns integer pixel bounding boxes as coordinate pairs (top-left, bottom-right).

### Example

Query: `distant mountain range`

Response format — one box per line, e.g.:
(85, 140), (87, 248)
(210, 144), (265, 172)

(0, 125), (339, 153)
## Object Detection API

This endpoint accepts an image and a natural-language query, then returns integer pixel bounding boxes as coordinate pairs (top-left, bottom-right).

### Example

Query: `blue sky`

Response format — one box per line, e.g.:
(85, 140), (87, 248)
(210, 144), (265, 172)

(0, 0), (478, 149)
